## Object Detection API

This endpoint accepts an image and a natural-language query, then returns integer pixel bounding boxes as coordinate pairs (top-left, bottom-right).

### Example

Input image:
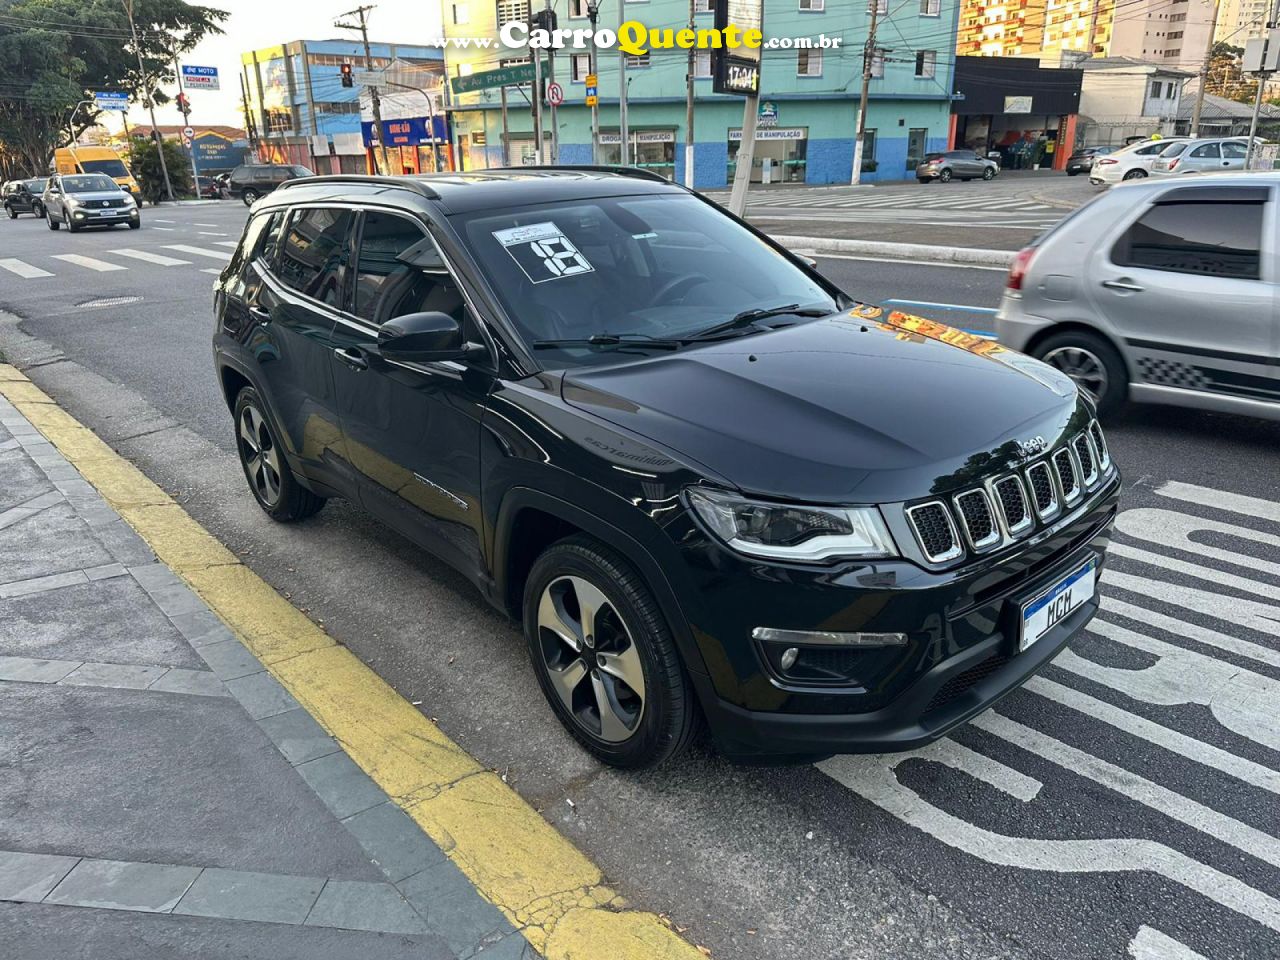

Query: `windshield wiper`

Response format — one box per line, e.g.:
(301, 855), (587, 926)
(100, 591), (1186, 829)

(532, 334), (683, 351)
(682, 303), (833, 342)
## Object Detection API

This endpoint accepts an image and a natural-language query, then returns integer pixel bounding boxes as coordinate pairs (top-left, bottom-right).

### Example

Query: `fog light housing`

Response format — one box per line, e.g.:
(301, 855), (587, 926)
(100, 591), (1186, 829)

(780, 647), (799, 671)
(752, 628), (907, 647)
(754, 628), (910, 686)
(73, 211), (85, 219)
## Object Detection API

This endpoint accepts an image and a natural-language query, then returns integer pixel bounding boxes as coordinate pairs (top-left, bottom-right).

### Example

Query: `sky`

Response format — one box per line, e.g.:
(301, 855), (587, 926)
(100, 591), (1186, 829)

(111, 0), (445, 129)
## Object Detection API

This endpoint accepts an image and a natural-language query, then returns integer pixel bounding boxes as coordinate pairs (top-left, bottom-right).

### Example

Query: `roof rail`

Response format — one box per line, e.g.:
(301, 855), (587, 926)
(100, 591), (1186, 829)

(486, 164), (674, 184)
(275, 174), (439, 199)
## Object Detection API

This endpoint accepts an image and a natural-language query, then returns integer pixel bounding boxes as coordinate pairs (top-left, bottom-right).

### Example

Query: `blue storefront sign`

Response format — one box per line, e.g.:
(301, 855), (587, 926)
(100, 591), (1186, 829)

(361, 115), (447, 147)
(191, 133), (246, 173)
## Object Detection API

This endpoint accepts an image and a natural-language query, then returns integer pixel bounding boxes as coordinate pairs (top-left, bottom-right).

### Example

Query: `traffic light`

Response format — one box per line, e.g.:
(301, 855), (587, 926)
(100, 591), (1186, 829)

(175, 93), (190, 115)
(530, 8), (557, 31)
(340, 63), (353, 88)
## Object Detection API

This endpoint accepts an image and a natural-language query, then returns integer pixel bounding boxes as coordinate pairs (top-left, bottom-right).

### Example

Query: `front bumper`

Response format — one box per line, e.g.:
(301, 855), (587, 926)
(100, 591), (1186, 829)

(70, 207), (138, 225)
(676, 474), (1120, 760)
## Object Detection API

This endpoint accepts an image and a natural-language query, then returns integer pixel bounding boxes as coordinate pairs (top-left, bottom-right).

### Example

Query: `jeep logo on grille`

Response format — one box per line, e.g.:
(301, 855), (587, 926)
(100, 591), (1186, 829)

(1017, 435), (1048, 459)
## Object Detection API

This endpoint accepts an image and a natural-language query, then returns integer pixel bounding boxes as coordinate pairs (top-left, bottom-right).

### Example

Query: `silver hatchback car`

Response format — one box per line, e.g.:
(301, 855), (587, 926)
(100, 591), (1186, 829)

(995, 173), (1280, 420)
(1150, 137), (1250, 177)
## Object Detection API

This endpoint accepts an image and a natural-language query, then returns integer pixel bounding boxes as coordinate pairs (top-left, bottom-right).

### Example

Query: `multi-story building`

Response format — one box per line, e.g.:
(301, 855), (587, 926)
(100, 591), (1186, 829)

(241, 39), (443, 172)
(443, 0), (961, 184)
(1215, 0), (1270, 46)
(959, 0), (1215, 73)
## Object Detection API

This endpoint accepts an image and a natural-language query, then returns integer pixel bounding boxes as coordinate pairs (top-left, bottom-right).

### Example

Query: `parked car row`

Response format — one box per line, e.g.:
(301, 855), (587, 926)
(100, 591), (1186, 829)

(1086, 136), (1262, 185)
(3, 178), (47, 218)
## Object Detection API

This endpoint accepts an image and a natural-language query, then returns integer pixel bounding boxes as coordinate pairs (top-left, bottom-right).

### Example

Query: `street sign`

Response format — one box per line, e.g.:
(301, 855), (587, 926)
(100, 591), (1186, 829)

(546, 81), (564, 107)
(585, 74), (598, 108)
(180, 65), (220, 90)
(758, 100), (778, 127)
(93, 91), (129, 111)
(712, 0), (763, 96)
(182, 125), (195, 139)
(451, 63), (537, 95)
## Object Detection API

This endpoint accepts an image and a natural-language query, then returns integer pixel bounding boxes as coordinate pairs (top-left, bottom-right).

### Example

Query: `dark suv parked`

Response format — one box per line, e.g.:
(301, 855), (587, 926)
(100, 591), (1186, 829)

(3, 178), (47, 218)
(212, 169), (1119, 767)
(226, 163), (314, 206)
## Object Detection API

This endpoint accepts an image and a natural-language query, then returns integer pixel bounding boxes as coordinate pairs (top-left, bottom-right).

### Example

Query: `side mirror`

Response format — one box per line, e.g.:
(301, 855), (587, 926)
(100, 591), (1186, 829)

(377, 311), (485, 363)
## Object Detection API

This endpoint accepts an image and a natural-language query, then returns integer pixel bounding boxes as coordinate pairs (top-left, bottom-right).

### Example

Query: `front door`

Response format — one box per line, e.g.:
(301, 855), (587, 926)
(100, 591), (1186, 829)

(249, 205), (356, 490)
(1089, 184), (1278, 402)
(328, 208), (490, 579)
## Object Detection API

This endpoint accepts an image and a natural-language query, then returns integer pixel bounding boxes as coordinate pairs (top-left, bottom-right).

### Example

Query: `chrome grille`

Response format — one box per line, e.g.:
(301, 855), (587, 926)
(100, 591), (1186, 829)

(1053, 448), (1080, 503)
(1072, 433), (1098, 487)
(953, 489), (1000, 550)
(993, 475), (1032, 535)
(1089, 420), (1111, 471)
(1026, 461), (1058, 519)
(906, 502), (963, 563)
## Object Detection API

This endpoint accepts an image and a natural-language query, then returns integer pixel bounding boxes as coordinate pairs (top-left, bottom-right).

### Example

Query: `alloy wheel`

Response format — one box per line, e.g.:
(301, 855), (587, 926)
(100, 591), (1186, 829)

(940, 168), (953, 182)
(1042, 346), (1108, 403)
(238, 402), (282, 507)
(536, 575), (646, 743)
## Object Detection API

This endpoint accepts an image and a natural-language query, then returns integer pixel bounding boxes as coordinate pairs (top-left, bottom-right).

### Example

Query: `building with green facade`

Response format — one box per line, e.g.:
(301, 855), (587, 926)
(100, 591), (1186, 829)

(442, 0), (960, 184)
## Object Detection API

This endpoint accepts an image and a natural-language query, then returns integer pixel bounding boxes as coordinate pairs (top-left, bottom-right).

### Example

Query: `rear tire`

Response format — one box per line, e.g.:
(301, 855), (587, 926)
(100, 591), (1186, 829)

(917, 177), (930, 184)
(6, 207), (16, 220)
(242, 187), (259, 206)
(233, 386), (326, 522)
(1033, 330), (1128, 417)
(524, 535), (699, 768)
(1122, 169), (1147, 180)
(939, 168), (953, 182)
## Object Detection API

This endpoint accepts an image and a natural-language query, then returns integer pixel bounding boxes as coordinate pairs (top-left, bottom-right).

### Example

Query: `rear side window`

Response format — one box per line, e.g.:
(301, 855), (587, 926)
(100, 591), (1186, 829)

(275, 207), (355, 306)
(354, 210), (466, 326)
(1112, 197), (1264, 280)
(1190, 143), (1220, 159)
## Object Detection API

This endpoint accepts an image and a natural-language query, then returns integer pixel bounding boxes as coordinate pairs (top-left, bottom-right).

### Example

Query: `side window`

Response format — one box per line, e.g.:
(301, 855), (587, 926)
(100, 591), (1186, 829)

(1189, 143), (1220, 159)
(275, 207), (356, 306)
(1222, 141), (1248, 159)
(354, 210), (467, 328)
(1112, 200), (1263, 280)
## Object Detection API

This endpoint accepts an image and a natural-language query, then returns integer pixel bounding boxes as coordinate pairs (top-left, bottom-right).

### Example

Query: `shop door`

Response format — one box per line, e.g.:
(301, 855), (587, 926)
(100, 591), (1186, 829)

(907, 128), (928, 172)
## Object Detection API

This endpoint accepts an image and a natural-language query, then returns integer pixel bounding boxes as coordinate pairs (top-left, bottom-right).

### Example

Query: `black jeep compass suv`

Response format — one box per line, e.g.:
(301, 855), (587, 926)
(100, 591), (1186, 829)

(212, 169), (1119, 768)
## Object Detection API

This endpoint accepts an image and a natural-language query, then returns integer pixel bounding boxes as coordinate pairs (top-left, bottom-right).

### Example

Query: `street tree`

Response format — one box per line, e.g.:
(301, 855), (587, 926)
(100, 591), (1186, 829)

(127, 133), (192, 202)
(0, 0), (226, 176)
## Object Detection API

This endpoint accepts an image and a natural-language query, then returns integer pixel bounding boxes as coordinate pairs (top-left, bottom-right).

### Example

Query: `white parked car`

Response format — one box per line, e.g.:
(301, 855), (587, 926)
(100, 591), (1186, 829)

(1089, 138), (1188, 185)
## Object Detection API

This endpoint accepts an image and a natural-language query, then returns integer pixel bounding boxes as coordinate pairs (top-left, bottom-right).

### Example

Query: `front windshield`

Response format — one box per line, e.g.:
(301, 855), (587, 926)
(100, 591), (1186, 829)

(454, 193), (840, 367)
(79, 159), (129, 178)
(62, 174), (119, 193)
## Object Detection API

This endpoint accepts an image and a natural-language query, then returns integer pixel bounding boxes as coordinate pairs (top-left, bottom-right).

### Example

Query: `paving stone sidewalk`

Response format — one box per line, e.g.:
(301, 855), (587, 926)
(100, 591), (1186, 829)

(0, 393), (535, 959)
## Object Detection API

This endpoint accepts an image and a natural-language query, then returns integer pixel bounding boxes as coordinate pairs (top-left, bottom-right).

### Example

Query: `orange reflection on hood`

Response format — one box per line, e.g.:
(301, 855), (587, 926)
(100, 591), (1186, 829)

(880, 310), (1007, 358)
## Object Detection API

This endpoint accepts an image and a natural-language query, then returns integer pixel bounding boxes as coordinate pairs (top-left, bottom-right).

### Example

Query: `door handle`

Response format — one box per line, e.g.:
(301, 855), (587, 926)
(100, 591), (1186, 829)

(1101, 278), (1144, 293)
(334, 347), (368, 371)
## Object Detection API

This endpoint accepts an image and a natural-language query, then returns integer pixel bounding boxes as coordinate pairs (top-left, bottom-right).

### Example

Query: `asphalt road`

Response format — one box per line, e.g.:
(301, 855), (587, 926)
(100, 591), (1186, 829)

(2, 200), (1279, 960)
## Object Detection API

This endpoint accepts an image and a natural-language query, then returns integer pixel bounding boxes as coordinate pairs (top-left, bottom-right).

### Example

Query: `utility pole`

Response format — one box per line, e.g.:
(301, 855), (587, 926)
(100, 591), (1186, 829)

(335, 6), (388, 174)
(123, 0), (175, 201)
(619, 53), (630, 164)
(543, 0), (559, 163)
(851, 0), (881, 186)
(532, 51), (545, 162)
(1245, 0), (1280, 166)
(587, 1), (601, 162)
(684, 0), (696, 186)
(1191, 0), (1223, 136)
(172, 45), (200, 195)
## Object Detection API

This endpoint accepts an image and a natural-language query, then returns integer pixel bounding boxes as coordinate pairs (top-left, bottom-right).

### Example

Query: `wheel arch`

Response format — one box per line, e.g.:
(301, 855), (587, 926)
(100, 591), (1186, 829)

(493, 486), (710, 681)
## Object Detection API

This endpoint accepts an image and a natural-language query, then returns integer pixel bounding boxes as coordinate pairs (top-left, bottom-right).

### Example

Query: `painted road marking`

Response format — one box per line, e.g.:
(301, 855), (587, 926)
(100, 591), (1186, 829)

(193, 222), (217, 227)
(111, 248), (192, 267)
(163, 244), (231, 261)
(152, 218), (174, 223)
(200, 268), (222, 275)
(150, 226), (175, 231)
(50, 254), (126, 273)
(882, 298), (999, 315)
(818, 490), (1280, 946)
(214, 241), (238, 248)
(0, 258), (53, 279)
(1128, 926), (1208, 960)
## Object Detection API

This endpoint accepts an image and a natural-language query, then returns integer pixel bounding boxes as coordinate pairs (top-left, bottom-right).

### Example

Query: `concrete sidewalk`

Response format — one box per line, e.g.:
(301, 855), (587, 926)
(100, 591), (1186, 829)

(0, 392), (533, 958)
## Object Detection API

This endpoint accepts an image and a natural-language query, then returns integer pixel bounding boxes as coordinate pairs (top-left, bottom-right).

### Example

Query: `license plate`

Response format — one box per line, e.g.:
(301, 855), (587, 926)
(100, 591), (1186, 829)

(1020, 558), (1095, 651)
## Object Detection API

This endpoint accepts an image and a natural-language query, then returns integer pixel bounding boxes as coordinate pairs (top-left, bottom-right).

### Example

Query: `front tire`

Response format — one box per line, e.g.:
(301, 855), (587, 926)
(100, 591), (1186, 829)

(241, 187), (259, 206)
(128, 220), (140, 230)
(1034, 330), (1128, 416)
(983, 167), (995, 180)
(6, 206), (15, 220)
(524, 535), (699, 768)
(47, 212), (59, 230)
(233, 386), (326, 521)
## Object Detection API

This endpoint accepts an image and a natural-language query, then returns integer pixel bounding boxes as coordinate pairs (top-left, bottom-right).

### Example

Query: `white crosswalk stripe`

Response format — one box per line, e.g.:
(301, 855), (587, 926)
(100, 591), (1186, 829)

(816, 479), (1280, 943)
(50, 254), (126, 272)
(110, 248), (192, 267)
(214, 241), (238, 248)
(0, 258), (53, 279)
(163, 244), (231, 260)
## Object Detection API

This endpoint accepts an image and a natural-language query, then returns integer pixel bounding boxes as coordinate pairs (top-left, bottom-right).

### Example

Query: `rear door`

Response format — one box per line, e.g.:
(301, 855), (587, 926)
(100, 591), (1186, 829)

(1185, 141), (1222, 173)
(1089, 183), (1278, 403)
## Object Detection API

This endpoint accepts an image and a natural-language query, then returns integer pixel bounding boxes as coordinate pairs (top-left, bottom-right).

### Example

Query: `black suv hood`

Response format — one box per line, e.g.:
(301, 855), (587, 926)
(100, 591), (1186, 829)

(561, 311), (1082, 504)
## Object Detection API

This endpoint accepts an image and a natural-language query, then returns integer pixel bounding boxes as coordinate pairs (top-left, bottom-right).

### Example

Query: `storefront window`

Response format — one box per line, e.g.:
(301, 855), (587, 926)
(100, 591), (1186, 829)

(727, 128), (808, 184)
(601, 130), (675, 179)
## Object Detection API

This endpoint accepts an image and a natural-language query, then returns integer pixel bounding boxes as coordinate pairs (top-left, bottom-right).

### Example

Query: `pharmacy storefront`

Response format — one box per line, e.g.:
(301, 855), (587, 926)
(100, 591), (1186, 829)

(728, 127), (808, 184)
(600, 129), (676, 180)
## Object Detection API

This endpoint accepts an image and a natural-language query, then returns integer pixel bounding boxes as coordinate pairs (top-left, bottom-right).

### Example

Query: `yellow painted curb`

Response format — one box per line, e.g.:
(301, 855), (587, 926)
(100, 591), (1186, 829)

(0, 364), (706, 959)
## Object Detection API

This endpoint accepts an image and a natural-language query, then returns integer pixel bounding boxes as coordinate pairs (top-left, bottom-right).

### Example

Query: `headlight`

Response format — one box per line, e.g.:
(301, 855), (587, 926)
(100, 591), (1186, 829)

(122, 193), (136, 206)
(65, 196), (80, 207)
(686, 487), (896, 562)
